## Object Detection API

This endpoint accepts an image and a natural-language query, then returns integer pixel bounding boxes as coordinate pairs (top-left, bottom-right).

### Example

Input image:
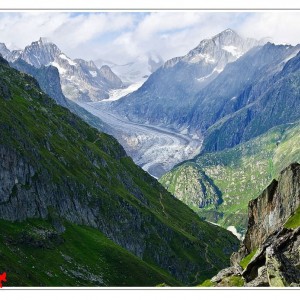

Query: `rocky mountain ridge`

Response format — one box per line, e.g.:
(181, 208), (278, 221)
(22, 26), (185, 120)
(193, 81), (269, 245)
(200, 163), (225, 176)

(110, 29), (261, 130)
(109, 31), (300, 157)
(198, 43), (300, 153)
(0, 38), (123, 102)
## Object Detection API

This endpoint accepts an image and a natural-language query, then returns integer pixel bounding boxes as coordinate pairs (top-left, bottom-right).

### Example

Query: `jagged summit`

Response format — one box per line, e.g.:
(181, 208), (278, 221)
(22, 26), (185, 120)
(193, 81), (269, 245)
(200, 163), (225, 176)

(215, 28), (238, 37)
(162, 28), (259, 70)
(22, 38), (62, 68)
(204, 28), (240, 44)
(185, 28), (258, 64)
(38, 37), (51, 44)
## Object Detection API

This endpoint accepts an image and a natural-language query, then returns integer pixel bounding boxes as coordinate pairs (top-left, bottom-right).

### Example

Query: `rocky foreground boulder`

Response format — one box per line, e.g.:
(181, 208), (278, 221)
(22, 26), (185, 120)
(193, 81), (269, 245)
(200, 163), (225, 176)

(203, 163), (300, 287)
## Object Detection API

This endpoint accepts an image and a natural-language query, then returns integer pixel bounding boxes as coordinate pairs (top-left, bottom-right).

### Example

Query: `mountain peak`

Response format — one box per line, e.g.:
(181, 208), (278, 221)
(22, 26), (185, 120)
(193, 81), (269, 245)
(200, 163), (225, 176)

(0, 43), (10, 56)
(212, 28), (243, 45)
(220, 28), (237, 35)
(29, 37), (60, 52)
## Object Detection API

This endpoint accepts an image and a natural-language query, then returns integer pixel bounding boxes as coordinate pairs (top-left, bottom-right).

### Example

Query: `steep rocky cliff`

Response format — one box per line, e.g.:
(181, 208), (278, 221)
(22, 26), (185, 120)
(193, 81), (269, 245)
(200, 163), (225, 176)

(0, 57), (239, 286)
(201, 163), (300, 287)
(244, 163), (300, 252)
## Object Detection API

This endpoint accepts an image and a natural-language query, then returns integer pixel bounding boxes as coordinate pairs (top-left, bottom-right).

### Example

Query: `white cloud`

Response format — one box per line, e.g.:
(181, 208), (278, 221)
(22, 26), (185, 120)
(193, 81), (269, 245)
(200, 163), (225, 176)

(239, 12), (300, 45)
(1, 11), (300, 65)
(0, 12), (134, 58)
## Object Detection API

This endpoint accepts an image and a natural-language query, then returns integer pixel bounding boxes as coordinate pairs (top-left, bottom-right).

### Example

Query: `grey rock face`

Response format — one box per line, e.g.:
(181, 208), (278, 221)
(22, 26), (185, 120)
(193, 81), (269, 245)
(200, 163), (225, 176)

(19, 38), (61, 68)
(245, 266), (269, 287)
(0, 43), (11, 59)
(244, 163), (300, 252)
(242, 227), (300, 287)
(211, 266), (242, 283)
(99, 65), (123, 88)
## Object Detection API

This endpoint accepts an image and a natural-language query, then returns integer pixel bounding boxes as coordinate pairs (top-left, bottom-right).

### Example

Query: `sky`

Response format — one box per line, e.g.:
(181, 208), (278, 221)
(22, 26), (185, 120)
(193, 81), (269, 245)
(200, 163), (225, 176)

(1, 11), (300, 64)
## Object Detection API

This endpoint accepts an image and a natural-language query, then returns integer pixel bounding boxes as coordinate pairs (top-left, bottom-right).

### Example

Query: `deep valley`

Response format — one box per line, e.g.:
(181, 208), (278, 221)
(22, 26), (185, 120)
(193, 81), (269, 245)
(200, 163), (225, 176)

(0, 14), (300, 288)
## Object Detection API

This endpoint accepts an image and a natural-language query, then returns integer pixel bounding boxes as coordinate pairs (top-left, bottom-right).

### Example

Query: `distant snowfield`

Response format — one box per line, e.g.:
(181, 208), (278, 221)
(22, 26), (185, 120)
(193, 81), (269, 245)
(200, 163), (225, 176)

(77, 101), (202, 178)
(103, 80), (146, 102)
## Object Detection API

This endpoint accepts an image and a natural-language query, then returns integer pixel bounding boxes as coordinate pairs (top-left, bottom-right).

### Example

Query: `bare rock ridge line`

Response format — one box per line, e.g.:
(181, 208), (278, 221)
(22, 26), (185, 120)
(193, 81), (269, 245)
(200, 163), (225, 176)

(210, 163), (300, 287)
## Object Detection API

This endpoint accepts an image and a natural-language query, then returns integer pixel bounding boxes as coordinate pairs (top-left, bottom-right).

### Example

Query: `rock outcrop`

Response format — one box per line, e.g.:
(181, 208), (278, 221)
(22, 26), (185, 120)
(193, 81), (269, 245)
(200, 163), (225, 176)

(244, 163), (300, 252)
(207, 163), (300, 287)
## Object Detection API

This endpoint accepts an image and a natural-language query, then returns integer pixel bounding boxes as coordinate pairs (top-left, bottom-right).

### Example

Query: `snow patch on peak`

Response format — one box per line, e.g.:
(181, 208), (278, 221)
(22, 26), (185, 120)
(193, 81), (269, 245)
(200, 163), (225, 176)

(213, 66), (224, 73)
(59, 53), (77, 66)
(89, 70), (97, 77)
(196, 66), (223, 81)
(50, 62), (66, 74)
(190, 53), (216, 64)
(222, 45), (243, 58)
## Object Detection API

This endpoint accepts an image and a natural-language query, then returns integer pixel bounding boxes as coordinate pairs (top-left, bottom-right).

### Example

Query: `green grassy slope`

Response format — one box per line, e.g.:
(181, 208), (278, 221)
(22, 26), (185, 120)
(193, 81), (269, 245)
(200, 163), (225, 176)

(284, 206), (300, 229)
(0, 219), (179, 287)
(160, 122), (300, 234)
(0, 57), (239, 285)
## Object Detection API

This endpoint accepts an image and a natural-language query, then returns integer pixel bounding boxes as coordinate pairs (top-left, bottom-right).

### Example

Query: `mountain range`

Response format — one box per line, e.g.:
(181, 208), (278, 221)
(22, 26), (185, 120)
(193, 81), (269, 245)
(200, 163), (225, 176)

(109, 29), (262, 131)
(0, 26), (299, 287)
(0, 38), (123, 102)
(100, 29), (300, 237)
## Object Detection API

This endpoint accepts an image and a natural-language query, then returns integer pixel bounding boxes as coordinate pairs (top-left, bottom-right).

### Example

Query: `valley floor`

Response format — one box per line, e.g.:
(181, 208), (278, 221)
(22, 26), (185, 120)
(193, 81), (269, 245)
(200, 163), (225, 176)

(78, 101), (202, 178)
